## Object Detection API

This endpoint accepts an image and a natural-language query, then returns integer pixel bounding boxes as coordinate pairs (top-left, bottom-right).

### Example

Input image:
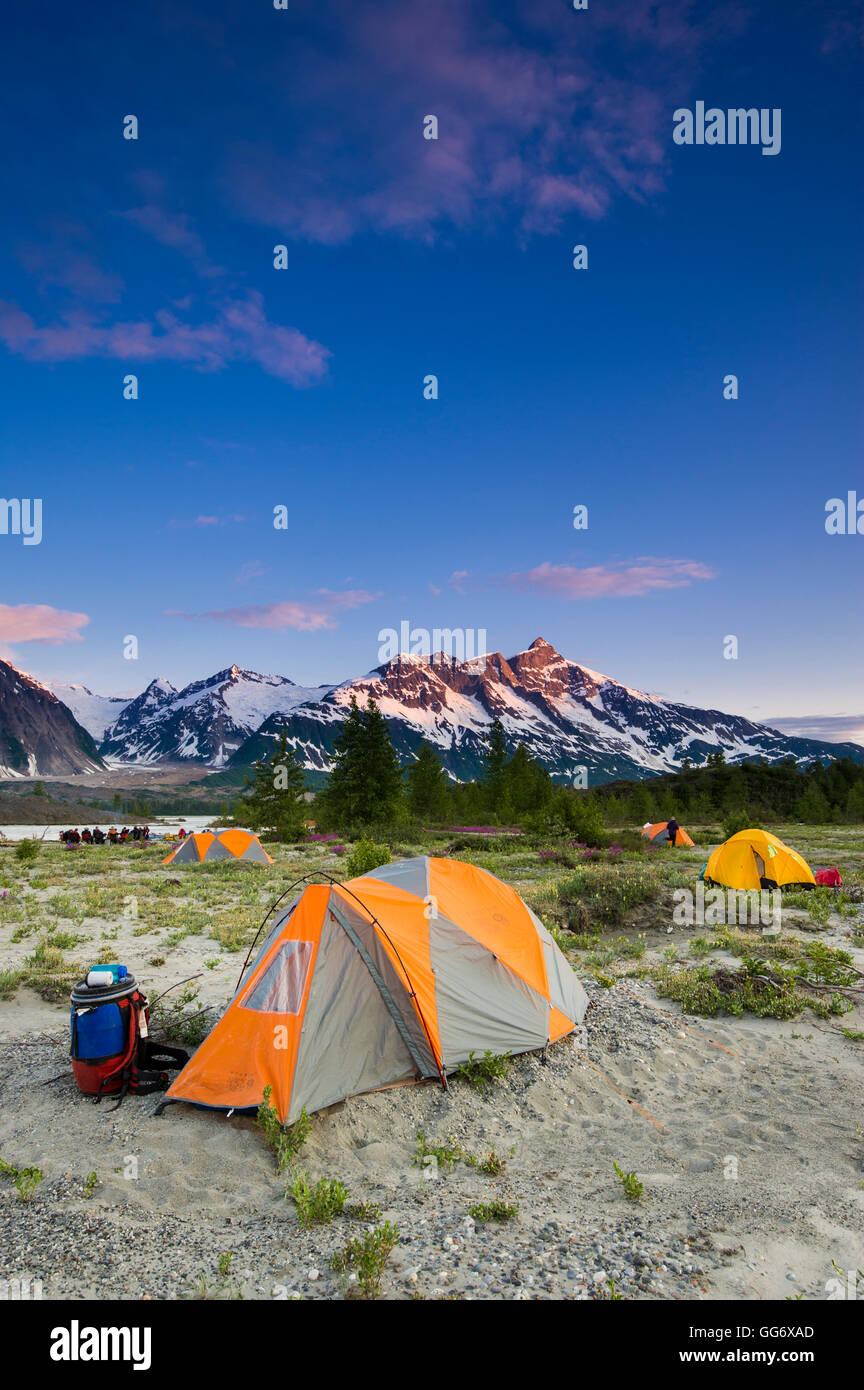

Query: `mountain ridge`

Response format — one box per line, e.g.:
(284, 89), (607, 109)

(5, 639), (863, 784)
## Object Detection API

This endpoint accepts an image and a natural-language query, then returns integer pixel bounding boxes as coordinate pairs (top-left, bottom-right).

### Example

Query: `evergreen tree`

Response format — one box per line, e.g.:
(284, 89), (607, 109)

(362, 696), (403, 821)
(323, 696), (368, 825)
(405, 740), (450, 821)
(243, 729), (307, 839)
(481, 717), (509, 818)
(323, 696), (403, 826)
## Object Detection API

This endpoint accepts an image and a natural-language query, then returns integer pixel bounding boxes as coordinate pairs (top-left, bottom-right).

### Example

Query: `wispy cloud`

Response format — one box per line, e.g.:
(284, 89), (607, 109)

(505, 558), (715, 599)
(0, 603), (89, 645)
(0, 290), (330, 385)
(236, 560), (267, 584)
(119, 188), (224, 279)
(223, 0), (730, 245)
(17, 242), (124, 304)
(168, 589), (381, 633)
(169, 514), (246, 529)
(766, 714), (864, 746)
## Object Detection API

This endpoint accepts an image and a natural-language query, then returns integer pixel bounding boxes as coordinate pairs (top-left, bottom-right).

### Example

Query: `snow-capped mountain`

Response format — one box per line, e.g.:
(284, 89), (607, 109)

(47, 683), (132, 741)
(230, 638), (864, 783)
(98, 665), (335, 767)
(0, 660), (104, 777)
(5, 640), (863, 784)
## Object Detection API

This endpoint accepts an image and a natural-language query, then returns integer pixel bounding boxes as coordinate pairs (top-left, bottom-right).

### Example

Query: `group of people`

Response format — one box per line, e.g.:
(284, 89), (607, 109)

(59, 825), (151, 846)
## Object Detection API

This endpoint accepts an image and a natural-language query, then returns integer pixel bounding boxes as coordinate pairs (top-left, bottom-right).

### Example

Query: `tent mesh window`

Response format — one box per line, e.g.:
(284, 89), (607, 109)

(243, 940), (313, 1014)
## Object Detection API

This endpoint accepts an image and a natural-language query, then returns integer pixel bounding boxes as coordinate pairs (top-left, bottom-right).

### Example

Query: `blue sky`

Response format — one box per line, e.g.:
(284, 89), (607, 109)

(1, 0), (862, 740)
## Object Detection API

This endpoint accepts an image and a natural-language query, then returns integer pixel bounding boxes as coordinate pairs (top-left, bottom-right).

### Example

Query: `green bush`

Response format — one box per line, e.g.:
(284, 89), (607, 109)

(255, 1088), (311, 1172)
(331, 1221), (399, 1298)
(722, 809), (752, 840)
(344, 837), (391, 878)
(14, 839), (40, 863)
(289, 1173), (348, 1225)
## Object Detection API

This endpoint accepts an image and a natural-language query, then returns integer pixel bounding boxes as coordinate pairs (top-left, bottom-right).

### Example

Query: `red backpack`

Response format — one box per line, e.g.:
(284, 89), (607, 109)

(70, 975), (187, 1109)
(814, 868), (842, 887)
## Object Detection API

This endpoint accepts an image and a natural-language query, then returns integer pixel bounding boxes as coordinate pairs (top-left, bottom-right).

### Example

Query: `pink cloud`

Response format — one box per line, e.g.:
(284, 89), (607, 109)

(506, 558), (715, 599)
(0, 603), (89, 644)
(223, 0), (723, 244)
(169, 589), (381, 633)
(119, 202), (223, 278)
(17, 243), (124, 303)
(0, 291), (330, 386)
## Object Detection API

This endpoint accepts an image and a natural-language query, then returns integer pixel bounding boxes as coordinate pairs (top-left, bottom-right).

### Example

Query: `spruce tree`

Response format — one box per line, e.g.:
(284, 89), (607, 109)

(243, 729), (307, 840)
(324, 695), (403, 826)
(361, 696), (403, 821)
(481, 717), (509, 818)
(405, 740), (450, 821)
(323, 695), (368, 825)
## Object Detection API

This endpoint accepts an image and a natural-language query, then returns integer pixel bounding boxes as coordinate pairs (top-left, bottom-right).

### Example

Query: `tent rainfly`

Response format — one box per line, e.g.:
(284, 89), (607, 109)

(162, 829), (273, 866)
(164, 857), (588, 1123)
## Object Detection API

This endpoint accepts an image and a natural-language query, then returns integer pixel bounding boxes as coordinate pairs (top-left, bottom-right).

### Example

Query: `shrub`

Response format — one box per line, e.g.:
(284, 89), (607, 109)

(412, 1131), (465, 1174)
(0, 1157), (44, 1202)
(255, 1087), (311, 1172)
(456, 1050), (510, 1092)
(14, 839), (40, 863)
(331, 1221), (399, 1298)
(290, 1173), (348, 1225)
(722, 809), (751, 840)
(468, 1199), (518, 1222)
(613, 1162), (644, 1200)
(557, 865), (658, 930)
(344, 837), (391, 878)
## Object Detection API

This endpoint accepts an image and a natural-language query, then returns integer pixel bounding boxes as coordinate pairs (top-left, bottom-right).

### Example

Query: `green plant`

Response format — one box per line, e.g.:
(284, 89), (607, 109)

(465, 1148), (509, 1177)
(331, 1221), (399, 1298)
(83, 1171), (99, 1197)
(343, 836), (391, 878)
(187, 1251), (243, 1300)
(0, 1157), (44, 1202)
(255, 1087), (311, 1172)
(290, 1172), (348, 1226)
(14, 838), (40, 863)
(412, 1131), (465, 1174)
(613, 1162), (644, 1201)
(345, 1199), (381, 1221)
(722, 809), (751, 840)
(468, 1199), (518, 1222)
(456, 1049), (511, 1092)
(151, 985), (213, 1046)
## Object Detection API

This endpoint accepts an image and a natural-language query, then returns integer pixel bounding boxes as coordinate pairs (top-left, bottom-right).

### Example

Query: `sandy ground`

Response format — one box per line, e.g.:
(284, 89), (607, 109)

(1, 836), (862, 1302)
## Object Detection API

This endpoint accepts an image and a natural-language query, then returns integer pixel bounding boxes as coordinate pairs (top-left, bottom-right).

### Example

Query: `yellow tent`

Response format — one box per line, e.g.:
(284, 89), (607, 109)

(705, 829), (815, 891)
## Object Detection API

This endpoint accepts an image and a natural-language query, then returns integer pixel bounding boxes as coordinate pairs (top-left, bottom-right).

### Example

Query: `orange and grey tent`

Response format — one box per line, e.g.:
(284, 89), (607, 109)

(165, 857), (588, 1123)
(162, 829), (273, 866)
(705, 829), (815, 891)
(641, 822), (694, 847)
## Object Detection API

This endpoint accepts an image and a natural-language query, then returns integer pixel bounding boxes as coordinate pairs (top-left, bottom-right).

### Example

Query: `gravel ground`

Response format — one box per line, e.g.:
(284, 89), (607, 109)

(2, 971), (862, 1301)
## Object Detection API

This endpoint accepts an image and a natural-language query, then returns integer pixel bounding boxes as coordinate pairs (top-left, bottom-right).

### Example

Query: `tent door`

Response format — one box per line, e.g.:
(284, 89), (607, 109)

(327, 901), (433, 1080)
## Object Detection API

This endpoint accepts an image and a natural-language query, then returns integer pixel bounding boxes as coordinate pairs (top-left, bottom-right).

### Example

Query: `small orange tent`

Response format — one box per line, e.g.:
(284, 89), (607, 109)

(641, 822), (694, 847)
(162, 829), (273, 866)
(164, 857), (587, 1123)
